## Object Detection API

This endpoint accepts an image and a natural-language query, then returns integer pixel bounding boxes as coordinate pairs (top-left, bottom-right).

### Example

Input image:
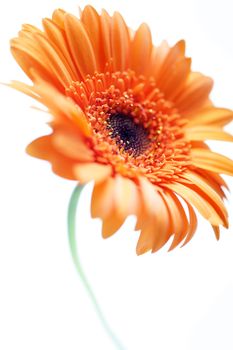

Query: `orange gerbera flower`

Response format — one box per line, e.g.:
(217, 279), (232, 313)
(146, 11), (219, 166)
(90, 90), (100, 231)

(10, 5), (233, 254)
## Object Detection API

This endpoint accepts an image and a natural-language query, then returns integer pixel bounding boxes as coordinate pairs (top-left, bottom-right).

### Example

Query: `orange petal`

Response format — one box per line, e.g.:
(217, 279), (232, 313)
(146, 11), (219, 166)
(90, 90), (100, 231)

(212, 225), (220, 240)
(52, 9), (66, 29)
(102, 215), (126, 238)
(113, 175), (139, 218)
(100, 9), (112, 67)
(27, 135), (52, 160)
(164, 182), (224, 226)
(185, 126), (233, 142)
(135, 176), (159, 230)
(174, 72), (213, 114)
(131, 23), (152, 75)
(81, 6), (102, 71)
(161, 191), (189, 251)
(74, 163), (112, 184)
(148, 41), (170, 79)
(26, 135), (76, 179)
(161, 58), (191, 100)
(189, 170), (226, 200)
(156, 40), (186, 85)
(10, 43), (62, 91)
(136, 178), (170, 255)
(42, 18), (79, 80)
(196, 169), (228, 195)
(186, 107), (233, 127)
(52, 131), (94, 162)
(21, 23), (43, 34)
(10, 79), (91, 137)
(91, 177), (115, 219)
(64, 13), (97, 79)
(138, 177), (160, 215)
(8, 80), (40, 101)
(12, 28), (69, 91)
(181, 171), (228, 227)
(191, 148), (233, 176)
(32, 33), (73, 87)
(111, 12), (130, 71)
(181, 203), (198, 247)
(101, 176), (140, 238)
(136, 217), (156, 255)
(32, 79), (91, 136)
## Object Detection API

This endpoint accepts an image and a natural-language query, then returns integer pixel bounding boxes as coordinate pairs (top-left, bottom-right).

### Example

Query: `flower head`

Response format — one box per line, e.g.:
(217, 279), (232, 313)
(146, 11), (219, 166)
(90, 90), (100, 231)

(10, 5), (233, 254)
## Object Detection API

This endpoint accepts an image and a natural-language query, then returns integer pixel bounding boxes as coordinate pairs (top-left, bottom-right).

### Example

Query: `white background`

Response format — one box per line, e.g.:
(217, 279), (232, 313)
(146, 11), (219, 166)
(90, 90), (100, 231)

(0, 1), (233, 349)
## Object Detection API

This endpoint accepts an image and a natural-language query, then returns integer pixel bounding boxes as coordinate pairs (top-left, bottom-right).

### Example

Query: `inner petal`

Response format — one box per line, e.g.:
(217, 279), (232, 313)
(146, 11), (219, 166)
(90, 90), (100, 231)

(107, 113), (150, 156)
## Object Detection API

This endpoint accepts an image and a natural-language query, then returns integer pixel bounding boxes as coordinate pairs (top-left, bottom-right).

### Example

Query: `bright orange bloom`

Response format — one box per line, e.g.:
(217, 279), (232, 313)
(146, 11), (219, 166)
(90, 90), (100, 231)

(10, 5), (233, 254)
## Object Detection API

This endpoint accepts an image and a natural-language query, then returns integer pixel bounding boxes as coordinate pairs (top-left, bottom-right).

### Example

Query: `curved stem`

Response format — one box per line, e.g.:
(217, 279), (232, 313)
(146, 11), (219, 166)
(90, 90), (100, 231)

(67, 185), (126, 350)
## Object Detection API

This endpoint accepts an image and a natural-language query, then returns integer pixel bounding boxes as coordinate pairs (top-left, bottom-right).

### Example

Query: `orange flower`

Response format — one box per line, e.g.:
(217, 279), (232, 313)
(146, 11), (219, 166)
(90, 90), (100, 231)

(10, 5), (233, 254)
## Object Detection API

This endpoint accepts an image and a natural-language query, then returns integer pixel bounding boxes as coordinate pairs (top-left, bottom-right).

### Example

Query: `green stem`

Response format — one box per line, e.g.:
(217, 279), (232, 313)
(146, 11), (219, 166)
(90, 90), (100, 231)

(67, 185), (126, 350)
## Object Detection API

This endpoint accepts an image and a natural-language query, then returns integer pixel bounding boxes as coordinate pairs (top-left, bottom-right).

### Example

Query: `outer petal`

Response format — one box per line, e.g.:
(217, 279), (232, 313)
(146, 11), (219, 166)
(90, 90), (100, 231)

(148, 41), (170, 79)
(52, 9), (66, 29)
(111, 12), (130, 71)
(131, 23), (152, 75)
(164, 182), (225, 227)
(31, 33), (73, 87)
(174, 72), (213, 114)
(181, 171), (228, 227)
(212, 225), (220, 240)
(74, 163), (112, 184)
(136, 178), (171, 255)
(100, 9), (112, 67)
(102, 176), (139, 238)
(186, 107), (233, 127)
(64, 13), (97, 79)
(185, 126), (233, 142)
(9, 80), (40, 101)
(181, 203), (198, 247)
(10, 78), (91, 138)
(32, 78), (91, 136)
(51, 128), (94, 162)
(11, 39), (63, 91)
(161, 58), (191, 100)
(81, 6), (102, 71)
(27, 135), (76, 179)
(11, 23), (76, 91)
(91, 175), (140, 238)
(161, 191), (189, 251)
(156, 40), (186, 85)
(91, 177), (115, 219)
(195, 169), (228, 198)
(42, 18), (80, 80)
(191, 148), (233, 176)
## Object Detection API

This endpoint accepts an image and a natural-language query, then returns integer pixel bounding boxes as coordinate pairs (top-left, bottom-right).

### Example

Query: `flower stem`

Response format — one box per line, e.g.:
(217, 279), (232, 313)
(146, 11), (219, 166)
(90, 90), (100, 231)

(67, 184), (126, 350)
